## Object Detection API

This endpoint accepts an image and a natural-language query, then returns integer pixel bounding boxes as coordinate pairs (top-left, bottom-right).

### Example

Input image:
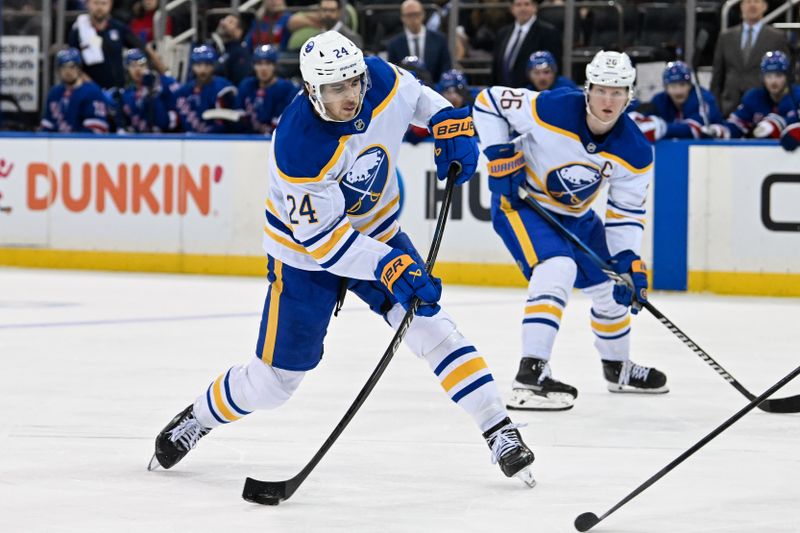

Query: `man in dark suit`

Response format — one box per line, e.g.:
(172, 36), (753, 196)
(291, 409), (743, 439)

(491, 0), (562, 88)
(386, 0), (452, 83)
(710, 0), (789, 116)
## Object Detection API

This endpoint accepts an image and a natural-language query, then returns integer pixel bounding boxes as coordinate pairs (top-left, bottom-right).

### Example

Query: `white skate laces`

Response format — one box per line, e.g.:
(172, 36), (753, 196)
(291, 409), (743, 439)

(487, 422), (527, 465)
(168, 415), (208, 452)
(618, 360), (650, 386)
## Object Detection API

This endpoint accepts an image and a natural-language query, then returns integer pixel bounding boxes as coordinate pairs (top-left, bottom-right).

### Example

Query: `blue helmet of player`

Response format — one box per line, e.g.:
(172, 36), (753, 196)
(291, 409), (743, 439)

(125, 48), (148, 66)
(253, 44), (279, 64)
(438, 69), (468, 93)
(662, 61), (692, 85)
(191, 44), (218, 64)
(56, 48), (82, 67)
(527, 50), (557, 74)
(760, 51), (789, 75)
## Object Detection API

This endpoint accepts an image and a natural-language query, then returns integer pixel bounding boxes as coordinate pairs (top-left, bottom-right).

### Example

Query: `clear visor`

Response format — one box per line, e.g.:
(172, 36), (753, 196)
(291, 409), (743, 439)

(317, 71), (371, 104)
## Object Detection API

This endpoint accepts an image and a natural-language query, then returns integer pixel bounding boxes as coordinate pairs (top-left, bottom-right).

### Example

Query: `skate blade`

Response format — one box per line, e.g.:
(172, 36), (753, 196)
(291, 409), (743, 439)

(147, 454), (162, 471)
(515, 466), (537, 488)
(507, 389), (575, 411)
(607, 383), (670, 394)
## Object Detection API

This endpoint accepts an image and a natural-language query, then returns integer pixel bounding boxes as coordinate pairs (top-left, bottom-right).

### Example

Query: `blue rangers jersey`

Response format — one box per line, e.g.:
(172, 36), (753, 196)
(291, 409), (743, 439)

(121, 74), (180, 133)
(724, 85), (800, 138)
(40, 81), (109, 133)
(473, 87), (653, 256)
(236, 76), (298, 134)
(645, 87), (723, 139)
(174, 76), (234, 133)
(262, 56), (451, 279)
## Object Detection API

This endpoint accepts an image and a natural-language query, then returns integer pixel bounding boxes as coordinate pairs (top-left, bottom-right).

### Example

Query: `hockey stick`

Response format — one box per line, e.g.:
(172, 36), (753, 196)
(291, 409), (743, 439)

(517, 188), (800, 413)
(242, 164), (460, 505)
(574, 361), (800, 532)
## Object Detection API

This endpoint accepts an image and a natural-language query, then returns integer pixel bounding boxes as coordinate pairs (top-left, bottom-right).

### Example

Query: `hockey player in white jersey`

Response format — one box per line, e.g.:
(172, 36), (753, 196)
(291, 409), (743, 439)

(149, 32), (535, 486)
(472, 51), (668, 411)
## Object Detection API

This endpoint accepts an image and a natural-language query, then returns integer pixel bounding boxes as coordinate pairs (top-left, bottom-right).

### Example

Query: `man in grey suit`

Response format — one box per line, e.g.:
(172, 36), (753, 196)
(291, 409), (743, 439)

(710, 0), (790, 116)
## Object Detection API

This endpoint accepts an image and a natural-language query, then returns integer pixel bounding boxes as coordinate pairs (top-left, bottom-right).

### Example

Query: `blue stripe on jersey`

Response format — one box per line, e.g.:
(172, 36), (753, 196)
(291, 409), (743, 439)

(369, 214), (398, 239)
(451, 374), (494, 403)
(607, 199), (646, 215)
(485, 90), (510, 125)
(223, 369), (251, 416)
(526, 294), (567, 307)
(318, 230), (359, 269)
(206, 385), (228, 424)
(474, 104), (504, 120)
(595, 329), (631, 340)
(591, 308), (628, 320)
(265, 209), (298, 239)
(522, 317), (560, 329)
(605, 221), (645, 230)
(434, 345), (478, 376)
(301, 214), (347, 247)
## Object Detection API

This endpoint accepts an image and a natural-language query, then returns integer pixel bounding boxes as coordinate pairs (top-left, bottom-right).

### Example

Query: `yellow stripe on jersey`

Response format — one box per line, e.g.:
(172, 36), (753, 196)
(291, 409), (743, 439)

(263, 225), (308, 255)
(374, 223), (400, 243)
(265, 198), (283, 221)
(600, 151), (653, 175)
(276, 135), (351, 184)
(212, 374), (240, 421)
(531, 94), (580, 142)
(476, 90), (490, 110)
(525, 303), (563, 319)
(261, 260), (284, 365)
(606, 210), (646, 225)
(372, 66), (400, 119)
(441, 357), (488, 392)
(310, 222), (353, 260)
(500, 196), (538, 267)
(358, 195), (400, 233)
(591, 316), (631, 333)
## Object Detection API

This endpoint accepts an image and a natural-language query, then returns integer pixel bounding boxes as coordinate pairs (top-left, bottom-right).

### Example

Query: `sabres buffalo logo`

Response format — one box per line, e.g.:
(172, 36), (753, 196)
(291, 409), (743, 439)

(545, 163), (602, 206)
(340, 145), (390, 216)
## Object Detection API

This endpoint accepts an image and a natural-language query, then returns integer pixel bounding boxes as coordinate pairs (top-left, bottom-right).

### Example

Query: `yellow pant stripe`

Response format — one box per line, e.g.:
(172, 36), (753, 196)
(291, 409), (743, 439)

(212, 374), (240, 422)
(261, 260), (284, 365)
(500, 196), (538, 267)
(591, 316), (631, 333)
(524, 303), (563, 319)
(441, 357), (488, 392)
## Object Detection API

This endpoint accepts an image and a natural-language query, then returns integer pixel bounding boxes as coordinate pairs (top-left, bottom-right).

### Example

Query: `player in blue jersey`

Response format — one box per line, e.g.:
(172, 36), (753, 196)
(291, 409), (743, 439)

(149, 32), (536, 487)
(438, 69), (474, 109)
(525, 51), (578, 93)
(119, 49), (179, 133)
(237, 45), (299, 134)
(630, 61), (724, 142)
(40, 48), (109, 134)
(704, 51), (800, 140)
(473, 51), (668, 411)
(174, 45), (235, 133)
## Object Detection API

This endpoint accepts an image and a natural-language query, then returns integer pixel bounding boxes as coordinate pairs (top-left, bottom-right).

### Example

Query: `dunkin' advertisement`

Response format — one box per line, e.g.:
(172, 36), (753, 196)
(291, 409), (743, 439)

(0, 136), (269, 255)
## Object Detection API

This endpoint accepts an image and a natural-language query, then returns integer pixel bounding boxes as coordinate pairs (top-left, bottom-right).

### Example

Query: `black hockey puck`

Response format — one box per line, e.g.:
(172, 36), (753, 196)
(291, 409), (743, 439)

(574, 512), (599, 532)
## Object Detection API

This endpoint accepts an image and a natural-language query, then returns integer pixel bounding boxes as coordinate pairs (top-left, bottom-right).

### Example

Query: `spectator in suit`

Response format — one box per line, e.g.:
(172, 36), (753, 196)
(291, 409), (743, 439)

(213, 15), (253, 86)
(491, 0), (561, 88)
(710, 0), (790, 116)
(386, 0), (452, 83)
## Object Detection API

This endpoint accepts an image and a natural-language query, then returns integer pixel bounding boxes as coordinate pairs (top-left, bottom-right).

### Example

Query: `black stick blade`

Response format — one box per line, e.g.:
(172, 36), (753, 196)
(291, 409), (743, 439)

(574, 512), (600, 532)
(759, 395), (800, 413)
(242, 477), (287, 506)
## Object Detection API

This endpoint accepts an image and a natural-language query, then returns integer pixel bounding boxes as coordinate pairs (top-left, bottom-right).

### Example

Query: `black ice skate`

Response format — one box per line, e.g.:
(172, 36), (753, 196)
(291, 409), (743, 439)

(507, 357), (578, 411)
(602, 359), (669, 394)
(483, 417), (536, 487)
(148, 404), (211, 471)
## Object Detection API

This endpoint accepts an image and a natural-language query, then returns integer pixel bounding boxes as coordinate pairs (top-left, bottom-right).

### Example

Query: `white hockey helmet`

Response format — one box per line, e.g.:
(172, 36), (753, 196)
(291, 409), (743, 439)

(299, 31), (370, 122)
(585, 50), (636, 89)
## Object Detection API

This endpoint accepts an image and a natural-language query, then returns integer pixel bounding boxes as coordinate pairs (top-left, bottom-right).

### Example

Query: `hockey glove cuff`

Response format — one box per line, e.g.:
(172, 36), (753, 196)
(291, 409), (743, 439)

(609, 250), (648, 314)
(484, 143), (527, 208)
(430, 107), (479, 185)
(780, 123), (800, 152)
(376, 249), (442, 317)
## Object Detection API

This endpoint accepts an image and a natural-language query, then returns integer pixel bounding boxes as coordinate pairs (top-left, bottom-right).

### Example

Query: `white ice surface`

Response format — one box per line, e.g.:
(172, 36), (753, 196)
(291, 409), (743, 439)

(1, 268), (798, 533)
